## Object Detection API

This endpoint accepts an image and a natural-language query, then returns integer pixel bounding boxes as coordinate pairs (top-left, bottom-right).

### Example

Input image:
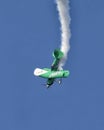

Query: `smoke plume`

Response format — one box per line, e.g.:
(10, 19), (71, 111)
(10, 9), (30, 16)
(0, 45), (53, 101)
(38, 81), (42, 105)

(56, 0), (71, 68)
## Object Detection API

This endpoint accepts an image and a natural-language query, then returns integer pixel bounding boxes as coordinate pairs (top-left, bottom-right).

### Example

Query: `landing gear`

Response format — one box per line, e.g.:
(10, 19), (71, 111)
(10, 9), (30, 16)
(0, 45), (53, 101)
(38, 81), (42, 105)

(58, 79), (62, 84)
(55, 78), (62, 85)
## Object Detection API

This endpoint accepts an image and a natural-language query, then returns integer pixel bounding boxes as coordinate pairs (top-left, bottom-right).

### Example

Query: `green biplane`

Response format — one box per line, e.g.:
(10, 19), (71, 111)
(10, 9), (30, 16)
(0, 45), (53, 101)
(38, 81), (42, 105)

(34, 49), (70, 88)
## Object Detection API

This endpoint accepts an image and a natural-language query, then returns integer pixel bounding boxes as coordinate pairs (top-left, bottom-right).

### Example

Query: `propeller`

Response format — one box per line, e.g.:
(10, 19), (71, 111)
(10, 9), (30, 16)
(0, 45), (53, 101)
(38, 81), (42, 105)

(42, 84), (50, 88)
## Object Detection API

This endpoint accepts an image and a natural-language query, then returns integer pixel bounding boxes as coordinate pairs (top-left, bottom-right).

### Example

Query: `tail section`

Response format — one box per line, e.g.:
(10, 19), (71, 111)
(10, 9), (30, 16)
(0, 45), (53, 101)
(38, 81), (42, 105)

(53, 49), (64, 59)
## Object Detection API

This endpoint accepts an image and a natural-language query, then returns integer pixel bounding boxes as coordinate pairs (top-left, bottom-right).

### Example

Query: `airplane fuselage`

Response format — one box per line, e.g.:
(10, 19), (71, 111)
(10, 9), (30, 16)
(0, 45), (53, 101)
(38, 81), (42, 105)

(34, 49), (70, 88)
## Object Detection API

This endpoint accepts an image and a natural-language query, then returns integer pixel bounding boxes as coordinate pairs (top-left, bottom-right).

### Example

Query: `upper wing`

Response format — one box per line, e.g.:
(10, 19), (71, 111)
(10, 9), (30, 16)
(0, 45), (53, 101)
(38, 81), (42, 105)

(51, 49), (64, 71)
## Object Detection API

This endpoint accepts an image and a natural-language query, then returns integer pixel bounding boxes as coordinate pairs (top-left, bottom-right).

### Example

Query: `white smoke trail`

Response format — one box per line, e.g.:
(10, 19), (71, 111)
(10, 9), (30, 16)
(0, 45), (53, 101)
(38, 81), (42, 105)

(56, 0), (71, 68)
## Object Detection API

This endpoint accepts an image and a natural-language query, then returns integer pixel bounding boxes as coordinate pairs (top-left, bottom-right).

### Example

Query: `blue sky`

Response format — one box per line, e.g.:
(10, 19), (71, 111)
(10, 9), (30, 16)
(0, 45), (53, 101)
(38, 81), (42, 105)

(0, 0), (104, 130)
